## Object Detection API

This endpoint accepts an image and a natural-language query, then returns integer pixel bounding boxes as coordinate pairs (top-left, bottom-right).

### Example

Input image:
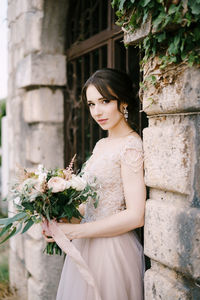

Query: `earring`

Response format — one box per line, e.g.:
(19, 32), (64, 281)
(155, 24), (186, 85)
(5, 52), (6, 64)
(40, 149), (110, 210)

(123, 106), (128, 122)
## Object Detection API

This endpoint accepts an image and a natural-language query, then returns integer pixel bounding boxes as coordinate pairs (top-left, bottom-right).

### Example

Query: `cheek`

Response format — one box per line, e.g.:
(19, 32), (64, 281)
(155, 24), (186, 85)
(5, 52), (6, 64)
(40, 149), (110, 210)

(108, 103), (122, 119)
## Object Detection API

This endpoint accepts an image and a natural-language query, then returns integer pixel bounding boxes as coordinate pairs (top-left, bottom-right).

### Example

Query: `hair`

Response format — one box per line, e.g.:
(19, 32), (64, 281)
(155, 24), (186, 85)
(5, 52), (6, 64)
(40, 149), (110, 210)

(81, 68), (139, 132)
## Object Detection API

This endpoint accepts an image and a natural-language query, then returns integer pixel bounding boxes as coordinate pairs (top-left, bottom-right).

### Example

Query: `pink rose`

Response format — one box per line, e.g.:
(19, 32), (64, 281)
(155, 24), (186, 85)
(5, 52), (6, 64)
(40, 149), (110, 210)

(47, 177), (69, 193)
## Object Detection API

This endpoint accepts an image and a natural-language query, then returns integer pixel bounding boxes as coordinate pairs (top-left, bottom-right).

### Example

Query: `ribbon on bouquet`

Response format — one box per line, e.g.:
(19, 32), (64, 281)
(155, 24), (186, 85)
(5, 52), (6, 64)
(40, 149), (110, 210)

(46, 220), (102, 300)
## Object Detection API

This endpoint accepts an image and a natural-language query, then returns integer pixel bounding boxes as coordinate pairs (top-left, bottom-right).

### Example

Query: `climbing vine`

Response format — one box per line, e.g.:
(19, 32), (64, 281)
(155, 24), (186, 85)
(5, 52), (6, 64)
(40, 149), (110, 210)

(111, 0), (200, 67)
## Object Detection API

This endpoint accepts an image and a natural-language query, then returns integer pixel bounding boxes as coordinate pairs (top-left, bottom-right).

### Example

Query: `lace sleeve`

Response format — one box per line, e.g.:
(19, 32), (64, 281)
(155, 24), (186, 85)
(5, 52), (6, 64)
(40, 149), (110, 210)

(120, 136), (144, 173)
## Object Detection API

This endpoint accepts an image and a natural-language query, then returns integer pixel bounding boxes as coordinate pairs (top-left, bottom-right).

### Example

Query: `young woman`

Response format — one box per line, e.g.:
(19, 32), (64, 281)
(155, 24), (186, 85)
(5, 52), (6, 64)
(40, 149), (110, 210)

(43, 68), (146, 300)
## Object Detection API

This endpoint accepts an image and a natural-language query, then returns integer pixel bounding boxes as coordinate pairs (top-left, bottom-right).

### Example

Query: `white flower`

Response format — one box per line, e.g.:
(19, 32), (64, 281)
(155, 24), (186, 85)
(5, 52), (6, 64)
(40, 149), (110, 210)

(14, 196), (21, 205)
(21, 178), (44, 196)
(69, 174), (87, 191)
(38, 172), (47, 183)
(34, 164), (48, 184)
(47, 177), (68, 193)
(37, 164), (46, 173)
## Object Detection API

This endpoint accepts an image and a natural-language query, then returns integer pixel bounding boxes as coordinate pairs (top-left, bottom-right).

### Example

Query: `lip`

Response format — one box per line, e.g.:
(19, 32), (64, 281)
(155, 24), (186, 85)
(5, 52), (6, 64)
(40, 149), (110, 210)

(98, 119), (108, 123)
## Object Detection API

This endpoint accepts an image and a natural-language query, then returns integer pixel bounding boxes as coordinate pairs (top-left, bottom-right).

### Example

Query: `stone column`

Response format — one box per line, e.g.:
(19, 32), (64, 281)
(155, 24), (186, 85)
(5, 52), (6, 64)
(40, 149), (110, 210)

(7, 0), (69, 299)
(142, 59), (200, 299)
(1, 116), (9, 215)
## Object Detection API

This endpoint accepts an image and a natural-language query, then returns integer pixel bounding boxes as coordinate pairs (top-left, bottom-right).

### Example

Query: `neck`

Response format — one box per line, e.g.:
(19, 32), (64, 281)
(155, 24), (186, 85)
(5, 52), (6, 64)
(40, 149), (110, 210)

(107, 119), (134, 139)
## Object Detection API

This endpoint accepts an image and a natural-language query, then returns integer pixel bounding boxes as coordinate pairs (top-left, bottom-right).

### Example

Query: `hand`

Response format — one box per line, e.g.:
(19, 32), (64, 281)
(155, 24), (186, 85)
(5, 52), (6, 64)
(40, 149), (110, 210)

(55, 222), (83, 240)
(41, 218), (55, 243)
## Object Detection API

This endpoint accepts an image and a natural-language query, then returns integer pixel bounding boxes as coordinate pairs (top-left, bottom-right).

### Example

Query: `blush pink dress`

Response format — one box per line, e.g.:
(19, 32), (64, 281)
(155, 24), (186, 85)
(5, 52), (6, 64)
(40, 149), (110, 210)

(56, 134), (145, 300)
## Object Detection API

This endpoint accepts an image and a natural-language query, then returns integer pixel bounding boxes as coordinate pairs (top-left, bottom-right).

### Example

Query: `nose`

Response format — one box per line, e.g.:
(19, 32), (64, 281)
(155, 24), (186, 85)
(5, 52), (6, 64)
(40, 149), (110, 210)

(93, 104), (102, 117)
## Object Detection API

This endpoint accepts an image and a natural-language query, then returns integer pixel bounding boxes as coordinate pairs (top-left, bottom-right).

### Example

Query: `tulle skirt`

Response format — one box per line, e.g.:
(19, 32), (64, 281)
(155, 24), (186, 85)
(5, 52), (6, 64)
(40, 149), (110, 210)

(56, 230), (144, 300)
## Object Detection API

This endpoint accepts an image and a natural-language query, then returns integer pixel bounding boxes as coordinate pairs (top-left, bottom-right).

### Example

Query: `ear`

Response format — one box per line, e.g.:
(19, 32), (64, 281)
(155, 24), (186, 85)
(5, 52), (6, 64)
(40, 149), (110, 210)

(120, 102), (128, 110)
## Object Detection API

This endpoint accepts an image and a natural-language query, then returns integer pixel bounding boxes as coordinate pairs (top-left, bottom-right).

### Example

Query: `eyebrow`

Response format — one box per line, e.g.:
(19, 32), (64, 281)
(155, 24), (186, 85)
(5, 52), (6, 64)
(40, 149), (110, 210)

(87, 97), (106, 103)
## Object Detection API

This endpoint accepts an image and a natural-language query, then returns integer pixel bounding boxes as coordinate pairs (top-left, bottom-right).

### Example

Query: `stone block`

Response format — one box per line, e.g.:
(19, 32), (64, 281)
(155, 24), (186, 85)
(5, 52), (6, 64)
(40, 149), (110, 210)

(23, 88), (64, 123)
(1, 120), (9, 204)
(145, 267), (191, 300)
(25, 239), (64, 299)
(9, 234), (25, 261)
(142, 60), (200, 115)
(27, 223), (43, 241)
(25, 123), (64, 168)
(8, 0), (44, 24)
(123, 17), (151, 45)
(28, 276), (58, 300)
(24, 11), (43, 54)
(143, 115), (196, 196)
(144, 199), (200, 280)
(16, 53), (66, 88)
(9, 249), (28, 300)
(13, 45), (24, 70)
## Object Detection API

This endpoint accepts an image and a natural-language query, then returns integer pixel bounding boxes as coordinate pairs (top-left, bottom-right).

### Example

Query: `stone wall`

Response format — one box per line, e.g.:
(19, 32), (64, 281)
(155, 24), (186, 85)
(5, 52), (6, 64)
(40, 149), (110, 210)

(7, 1), (200, 299)
(1, 116), (9, 215)
(7, 0), (69, 299)
(142, 59), (200, 299)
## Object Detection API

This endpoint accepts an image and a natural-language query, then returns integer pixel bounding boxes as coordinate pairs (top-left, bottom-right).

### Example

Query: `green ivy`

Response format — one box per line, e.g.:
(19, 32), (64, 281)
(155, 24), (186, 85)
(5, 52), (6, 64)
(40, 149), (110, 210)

(112, 0), (200, 67)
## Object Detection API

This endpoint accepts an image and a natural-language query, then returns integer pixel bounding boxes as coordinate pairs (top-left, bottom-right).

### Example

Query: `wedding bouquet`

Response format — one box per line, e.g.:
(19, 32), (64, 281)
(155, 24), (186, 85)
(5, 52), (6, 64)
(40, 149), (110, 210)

(0, 155), (99, 255)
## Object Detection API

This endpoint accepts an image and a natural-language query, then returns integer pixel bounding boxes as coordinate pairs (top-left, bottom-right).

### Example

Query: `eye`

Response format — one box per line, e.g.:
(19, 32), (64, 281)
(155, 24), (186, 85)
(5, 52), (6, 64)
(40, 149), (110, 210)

(102, 99), (110, 104)
(87, 103), (94, 107)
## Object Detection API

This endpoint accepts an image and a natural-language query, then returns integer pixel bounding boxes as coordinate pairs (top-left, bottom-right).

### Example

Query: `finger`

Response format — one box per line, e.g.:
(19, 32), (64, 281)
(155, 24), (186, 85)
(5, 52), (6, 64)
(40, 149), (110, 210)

(45, 236), (55, 243)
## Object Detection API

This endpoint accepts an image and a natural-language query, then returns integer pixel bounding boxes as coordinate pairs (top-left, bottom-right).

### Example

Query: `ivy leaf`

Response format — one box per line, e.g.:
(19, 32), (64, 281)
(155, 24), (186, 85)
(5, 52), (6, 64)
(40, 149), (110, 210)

(119, 0), (126, 11)
(168, 4), (179, 15)
(156, 32), (166, 43)
(141, 0), (151, 7)
(188, 1), (200, 15)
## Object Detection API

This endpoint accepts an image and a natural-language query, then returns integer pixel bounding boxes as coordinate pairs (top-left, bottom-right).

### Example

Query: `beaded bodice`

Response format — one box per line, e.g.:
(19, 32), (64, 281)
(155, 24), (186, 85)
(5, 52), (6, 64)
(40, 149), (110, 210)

(80, 134), (144, 223)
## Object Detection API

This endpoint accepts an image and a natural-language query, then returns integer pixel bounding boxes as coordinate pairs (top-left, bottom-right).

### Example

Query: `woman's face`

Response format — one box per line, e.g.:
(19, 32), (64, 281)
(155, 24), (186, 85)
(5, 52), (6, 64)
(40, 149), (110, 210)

(86, 84), (125, 130)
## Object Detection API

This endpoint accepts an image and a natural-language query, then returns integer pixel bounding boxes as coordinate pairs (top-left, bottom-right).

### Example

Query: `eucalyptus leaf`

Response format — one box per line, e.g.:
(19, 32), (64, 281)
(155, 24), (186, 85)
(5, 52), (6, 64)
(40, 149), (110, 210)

(0, 227), (17, 244)
(22, 219), (34, 234)
(0, 223), (12, 237)
(0, 212), (27, 226)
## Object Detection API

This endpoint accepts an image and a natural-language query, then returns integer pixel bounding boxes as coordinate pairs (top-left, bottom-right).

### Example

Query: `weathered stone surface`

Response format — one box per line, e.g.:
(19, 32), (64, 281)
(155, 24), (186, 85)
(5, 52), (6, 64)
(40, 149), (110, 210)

(143, 115), (196, 196)
(27, 223), (43, 241)
(145, 264), (193, 300)
(24, 11), (43, 54)
(13, 44), (24, 71)
(1, 117), (9, 213)
(9, 249), (28, 300)
(149, 188), (188, 207)
(41, 0), (68, 53)
(25, 123), (64, 168)
(144, 199), (200, 280)
(25, 239), (64, 299)
(142, 61), (200, 115)
(123, 17), (151, 45)
(16, 53), (66, 88)
(23, 88), (64, 123)
(8, 0), (43, 24)
(28, 276), (58, 300)
(9, 234), (26, 261)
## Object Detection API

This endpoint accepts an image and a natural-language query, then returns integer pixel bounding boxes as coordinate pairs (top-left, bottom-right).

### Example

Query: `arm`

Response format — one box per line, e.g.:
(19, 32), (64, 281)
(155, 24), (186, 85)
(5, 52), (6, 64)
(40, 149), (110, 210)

(58, 157), (146, 239)
(79, 162), (146, 238)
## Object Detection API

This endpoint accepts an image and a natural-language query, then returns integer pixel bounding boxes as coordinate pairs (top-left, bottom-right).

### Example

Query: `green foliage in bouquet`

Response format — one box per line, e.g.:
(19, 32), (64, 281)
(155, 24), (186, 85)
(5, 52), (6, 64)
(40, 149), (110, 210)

(0, 157), (99, 255)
